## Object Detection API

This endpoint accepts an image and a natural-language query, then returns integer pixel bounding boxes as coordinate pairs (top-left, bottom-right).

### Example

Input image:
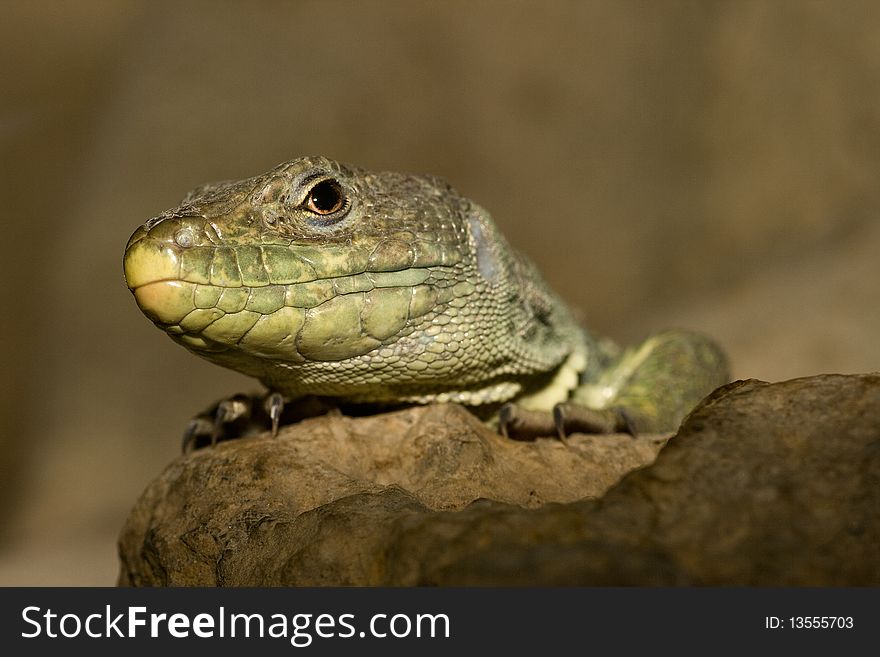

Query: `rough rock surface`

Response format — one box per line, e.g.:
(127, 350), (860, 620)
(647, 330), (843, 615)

(118, 374), (880, 586)
(118, 404), (666, 585)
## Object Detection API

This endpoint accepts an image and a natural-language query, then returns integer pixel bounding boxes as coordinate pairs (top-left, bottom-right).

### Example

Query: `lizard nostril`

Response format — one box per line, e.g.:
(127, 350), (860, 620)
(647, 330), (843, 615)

(174, 228), (195, 248)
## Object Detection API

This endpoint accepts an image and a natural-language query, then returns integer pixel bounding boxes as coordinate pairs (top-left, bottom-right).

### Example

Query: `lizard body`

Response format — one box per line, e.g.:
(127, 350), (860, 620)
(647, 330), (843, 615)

(124, 156), (728, 440)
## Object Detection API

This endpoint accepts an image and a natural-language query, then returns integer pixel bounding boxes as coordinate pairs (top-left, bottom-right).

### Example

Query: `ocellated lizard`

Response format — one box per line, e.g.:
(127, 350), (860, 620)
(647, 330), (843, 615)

(123, 156), (728, 447)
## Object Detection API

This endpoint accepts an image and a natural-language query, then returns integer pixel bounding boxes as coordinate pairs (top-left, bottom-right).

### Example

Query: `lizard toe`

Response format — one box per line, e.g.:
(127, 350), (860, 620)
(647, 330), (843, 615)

(497, 404), (558, 441)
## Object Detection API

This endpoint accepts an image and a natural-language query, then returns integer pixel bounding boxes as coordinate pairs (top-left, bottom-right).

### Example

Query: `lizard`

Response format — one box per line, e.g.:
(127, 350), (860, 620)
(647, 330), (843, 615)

(123, 155), (728, 449)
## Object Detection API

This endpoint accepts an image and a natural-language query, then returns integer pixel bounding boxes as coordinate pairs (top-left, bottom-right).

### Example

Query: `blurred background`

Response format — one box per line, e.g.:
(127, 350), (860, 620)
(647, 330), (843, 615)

(2, 0), (879, 585)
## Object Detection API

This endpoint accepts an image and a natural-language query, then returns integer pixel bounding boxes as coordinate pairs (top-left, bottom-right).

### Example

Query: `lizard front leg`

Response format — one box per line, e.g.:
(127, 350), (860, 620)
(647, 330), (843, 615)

(501, 330), (729, 440)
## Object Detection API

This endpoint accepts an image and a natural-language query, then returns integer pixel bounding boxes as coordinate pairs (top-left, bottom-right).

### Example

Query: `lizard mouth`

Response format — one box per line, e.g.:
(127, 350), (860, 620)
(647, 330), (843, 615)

(125, 231), (449, 363)
(129, 273), (446, 362)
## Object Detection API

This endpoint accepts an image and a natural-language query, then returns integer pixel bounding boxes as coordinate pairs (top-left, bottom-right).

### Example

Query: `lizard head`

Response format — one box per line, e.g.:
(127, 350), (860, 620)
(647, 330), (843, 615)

(123, 155), (505, 397)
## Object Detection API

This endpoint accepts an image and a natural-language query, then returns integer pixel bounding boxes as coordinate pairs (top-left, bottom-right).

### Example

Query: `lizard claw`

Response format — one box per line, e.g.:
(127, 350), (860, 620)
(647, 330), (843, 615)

(498, 403), (514, 440)
(615, 407), (638, 437)
(182, 416), (212, 454)
(552, 404), (569, 444)
(211, 394), (253, 446)
(181, 392), (255, 453)
(264, 392), (285, 438)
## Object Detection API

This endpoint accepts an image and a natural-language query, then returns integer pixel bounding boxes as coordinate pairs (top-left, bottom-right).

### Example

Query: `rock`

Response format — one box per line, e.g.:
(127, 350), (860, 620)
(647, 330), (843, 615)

(118, 404), (666, 585)
(385, 374), (880, 585)
(118, 374), (880, 586)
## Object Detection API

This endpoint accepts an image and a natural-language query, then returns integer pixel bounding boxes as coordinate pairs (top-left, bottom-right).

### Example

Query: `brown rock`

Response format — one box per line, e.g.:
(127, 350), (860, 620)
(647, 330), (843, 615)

(118, 374), (880, 586)
(118, 404), (665, 585)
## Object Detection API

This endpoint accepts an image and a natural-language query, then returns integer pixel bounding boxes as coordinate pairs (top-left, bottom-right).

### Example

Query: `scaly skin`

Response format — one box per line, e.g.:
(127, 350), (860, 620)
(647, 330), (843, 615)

(124, 155), (728, 439)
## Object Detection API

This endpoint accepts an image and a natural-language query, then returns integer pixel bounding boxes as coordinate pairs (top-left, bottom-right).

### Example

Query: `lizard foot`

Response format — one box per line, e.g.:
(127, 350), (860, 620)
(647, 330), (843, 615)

(181, 392), (343, 452)
(498, 402), (637, 442)
(553, 403), (637, 440)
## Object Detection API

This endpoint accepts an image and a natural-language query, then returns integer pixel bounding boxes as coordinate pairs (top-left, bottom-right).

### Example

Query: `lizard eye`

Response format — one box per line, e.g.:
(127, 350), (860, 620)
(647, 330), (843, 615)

(305, 179), (346, 216)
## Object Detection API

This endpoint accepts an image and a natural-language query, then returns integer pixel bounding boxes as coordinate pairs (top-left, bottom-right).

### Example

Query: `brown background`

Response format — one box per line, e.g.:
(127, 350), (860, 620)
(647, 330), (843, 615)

(2, 0), (879, 585)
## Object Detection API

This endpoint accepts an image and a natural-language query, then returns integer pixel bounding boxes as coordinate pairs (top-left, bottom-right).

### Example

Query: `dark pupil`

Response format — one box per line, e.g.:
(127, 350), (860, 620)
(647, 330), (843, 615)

(308, 180), (343, 214)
